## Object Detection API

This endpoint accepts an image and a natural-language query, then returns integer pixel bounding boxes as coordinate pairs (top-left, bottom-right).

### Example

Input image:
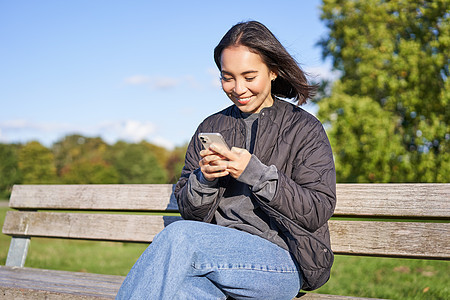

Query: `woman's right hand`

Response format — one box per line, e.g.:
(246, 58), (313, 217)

(199, 146), (229, 181)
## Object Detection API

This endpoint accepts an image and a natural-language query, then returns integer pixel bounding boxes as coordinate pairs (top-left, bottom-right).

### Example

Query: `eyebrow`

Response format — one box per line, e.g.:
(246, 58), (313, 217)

(221, 70), (258, 76)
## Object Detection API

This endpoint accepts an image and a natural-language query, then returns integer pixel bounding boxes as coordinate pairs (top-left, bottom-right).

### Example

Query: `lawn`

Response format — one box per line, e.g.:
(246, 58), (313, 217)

(0, 206), (448, 299)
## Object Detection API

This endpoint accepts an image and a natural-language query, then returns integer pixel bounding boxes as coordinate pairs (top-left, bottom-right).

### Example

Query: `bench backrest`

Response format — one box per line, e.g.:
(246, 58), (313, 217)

(3, 183), (449, 267)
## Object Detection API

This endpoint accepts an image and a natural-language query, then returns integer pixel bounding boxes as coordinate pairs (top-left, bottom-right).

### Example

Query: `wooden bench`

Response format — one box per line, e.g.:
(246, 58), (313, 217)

(1, 183), (449, 299)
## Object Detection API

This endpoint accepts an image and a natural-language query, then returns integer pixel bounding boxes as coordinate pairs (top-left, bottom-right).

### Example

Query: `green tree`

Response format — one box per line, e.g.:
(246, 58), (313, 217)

(60, 160), (119, 184)
(109, 141), (167, 183)
(53, 134), (120, 184)
(0, 143), (22, 199)
(52, 134), (110, 176)
(318, 0), (449, 182)
(142, 141), (171, 172)
(18, 141), (57, 183)
(166, 144), (188, 183)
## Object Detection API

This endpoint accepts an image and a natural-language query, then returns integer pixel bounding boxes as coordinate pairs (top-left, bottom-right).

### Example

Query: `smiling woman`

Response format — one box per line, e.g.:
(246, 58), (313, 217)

(116, 21), (336, 300)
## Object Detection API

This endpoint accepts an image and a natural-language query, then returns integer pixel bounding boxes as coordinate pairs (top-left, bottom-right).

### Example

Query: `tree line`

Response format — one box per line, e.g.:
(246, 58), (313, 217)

(0, 135), (187, 199)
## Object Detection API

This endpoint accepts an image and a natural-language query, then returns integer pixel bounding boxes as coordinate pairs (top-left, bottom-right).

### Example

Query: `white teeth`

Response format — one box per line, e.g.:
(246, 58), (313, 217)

(236, 96), (252, 101)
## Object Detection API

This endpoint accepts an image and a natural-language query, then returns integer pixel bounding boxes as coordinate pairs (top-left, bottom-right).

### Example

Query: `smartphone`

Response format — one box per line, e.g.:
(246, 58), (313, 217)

(198, 133), (230, 150)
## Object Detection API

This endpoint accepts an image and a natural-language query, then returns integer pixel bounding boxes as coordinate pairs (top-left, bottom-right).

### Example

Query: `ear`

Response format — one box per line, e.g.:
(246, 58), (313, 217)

(269, 69), (278, 81)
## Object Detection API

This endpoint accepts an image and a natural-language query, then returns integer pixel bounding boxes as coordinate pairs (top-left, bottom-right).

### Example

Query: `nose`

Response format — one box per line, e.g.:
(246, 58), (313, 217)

(233, 79), (247, 95)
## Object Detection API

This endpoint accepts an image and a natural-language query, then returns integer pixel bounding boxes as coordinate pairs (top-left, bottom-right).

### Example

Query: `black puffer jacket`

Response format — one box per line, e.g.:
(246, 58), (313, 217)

(175, 98), (336, 291)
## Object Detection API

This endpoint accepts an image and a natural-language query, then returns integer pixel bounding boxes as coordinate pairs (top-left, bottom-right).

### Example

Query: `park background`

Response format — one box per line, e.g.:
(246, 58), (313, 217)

(0, 0), (448, 299)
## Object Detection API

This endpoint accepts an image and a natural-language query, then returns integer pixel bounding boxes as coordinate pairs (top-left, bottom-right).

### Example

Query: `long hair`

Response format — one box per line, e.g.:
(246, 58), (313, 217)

(214, 21), (317, 105)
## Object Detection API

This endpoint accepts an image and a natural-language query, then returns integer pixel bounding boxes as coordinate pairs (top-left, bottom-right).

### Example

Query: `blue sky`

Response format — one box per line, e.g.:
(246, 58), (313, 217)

(0, 0), (336, 149)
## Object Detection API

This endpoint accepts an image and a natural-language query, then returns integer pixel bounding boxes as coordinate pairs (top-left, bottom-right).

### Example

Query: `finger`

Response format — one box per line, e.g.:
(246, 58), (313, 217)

(201, 164), (229, 178)
(205, 164), (227, 173)
(210, 144), (236, 160)
(200, 148), (216, 157)
(230, 147), (245, 154)
(201, 155), (226, 166)
(200, 148), (228, 161)
(203, 170), (229, 180)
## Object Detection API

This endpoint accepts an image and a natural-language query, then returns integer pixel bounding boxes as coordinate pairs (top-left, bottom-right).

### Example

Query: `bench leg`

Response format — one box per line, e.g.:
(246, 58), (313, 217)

(5, 237), (30, 267)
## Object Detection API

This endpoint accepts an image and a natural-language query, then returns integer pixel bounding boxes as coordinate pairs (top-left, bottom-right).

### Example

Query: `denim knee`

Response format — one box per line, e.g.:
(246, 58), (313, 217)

(156, 220), (203, 247)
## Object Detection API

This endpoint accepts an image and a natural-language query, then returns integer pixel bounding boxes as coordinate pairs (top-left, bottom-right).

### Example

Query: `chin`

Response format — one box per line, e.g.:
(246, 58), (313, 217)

(239, 107), (257, 114)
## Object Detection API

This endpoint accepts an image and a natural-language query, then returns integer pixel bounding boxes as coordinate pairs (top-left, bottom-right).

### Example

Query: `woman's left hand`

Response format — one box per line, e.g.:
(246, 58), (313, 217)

(209, 144), (252, 179)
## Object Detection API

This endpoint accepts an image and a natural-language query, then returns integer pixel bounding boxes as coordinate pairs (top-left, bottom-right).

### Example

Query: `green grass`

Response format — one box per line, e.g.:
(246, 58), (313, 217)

(313, 255), (449, 299)
(0, 206), (448, 299)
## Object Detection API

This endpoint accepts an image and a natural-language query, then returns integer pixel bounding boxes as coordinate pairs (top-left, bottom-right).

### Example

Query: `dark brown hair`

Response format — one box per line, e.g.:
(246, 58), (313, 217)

(214, 21), (317, 105)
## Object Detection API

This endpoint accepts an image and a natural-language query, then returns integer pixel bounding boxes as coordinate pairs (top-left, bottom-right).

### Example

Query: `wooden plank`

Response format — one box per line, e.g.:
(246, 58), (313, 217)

(0, 266), (123, 299)
(0, 288), (106, 299)
(334, 183), (450, 218)
(9, 184), (177, 211)
(329, 220), (450, 259)
(0, 266), (381, 300)
(9, 184), (450, 218)
(3, 211), (448, 259)
(2, 211), (181, 243)
(297, 293), (384, 300)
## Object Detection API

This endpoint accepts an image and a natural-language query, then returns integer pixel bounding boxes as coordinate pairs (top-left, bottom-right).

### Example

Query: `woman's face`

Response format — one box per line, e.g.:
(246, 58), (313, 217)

(220, 45), (277, 114)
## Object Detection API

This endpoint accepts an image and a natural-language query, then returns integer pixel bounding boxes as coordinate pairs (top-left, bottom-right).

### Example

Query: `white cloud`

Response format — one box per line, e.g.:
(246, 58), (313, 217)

(0, 119), (73, 133)
(123, 70), (221, 91)
(0, 119), (174, 149)
(123, 75), (178, 90)
(152, 77), (179, 89)
(207, 68), (221, 88)
(150, 136), (175, 150)
(304, 66), (341, 82)
(0, 119), (76, 146)
(0, 128), (6, 143)
(124, 75), (152, 85)
(184, 75), (202, 89)
(98, 120), (156, 143)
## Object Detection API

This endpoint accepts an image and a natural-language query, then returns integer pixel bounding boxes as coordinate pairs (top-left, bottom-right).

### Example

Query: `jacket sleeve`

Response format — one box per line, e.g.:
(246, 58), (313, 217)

(266, 121), (336, 232)
(174, 126), (220, 221)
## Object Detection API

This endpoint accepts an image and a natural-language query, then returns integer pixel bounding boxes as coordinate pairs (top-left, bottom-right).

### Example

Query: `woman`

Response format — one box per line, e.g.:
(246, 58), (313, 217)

(116, 21), (336, 300)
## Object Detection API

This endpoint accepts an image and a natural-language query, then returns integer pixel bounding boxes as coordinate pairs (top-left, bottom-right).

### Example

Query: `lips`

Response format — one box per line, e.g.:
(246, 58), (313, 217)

(234, 96), (253, 104)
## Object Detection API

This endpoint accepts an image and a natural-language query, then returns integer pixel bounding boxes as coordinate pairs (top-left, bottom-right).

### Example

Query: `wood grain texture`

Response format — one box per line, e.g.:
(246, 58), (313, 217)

(296, 293), (383, 300)
(0, 266), (122, 299)
(334, 183), (450, 218)
(9, 184), (450, 218)
(0, 266), (381, 300)
(2, 211), (180, 242)
(3, 211), (448, 259)
(329, 220), (449, 259)
(9, 184), (177, 211)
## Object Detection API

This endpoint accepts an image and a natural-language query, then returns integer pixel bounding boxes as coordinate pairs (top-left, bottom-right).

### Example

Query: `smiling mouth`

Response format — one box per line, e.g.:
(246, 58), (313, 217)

(234, 96), (253, 104)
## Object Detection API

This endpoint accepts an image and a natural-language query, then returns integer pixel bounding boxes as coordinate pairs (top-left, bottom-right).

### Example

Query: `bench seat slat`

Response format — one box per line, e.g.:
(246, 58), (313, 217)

(0, 266), (123, 299)
(334, 183), (450, 218)
(2, 211), (181, 243)
(9, 184), (177, 211)
(9, 184), (450, 218)
(3, 211), (448, 259)
(0, 266), (383, 300)
(329, 220), (449, 259)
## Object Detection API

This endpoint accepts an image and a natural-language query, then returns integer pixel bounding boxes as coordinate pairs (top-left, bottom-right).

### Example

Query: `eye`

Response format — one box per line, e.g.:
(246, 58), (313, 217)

(221, 76), (233, 82)
(245, 76), (256, 82)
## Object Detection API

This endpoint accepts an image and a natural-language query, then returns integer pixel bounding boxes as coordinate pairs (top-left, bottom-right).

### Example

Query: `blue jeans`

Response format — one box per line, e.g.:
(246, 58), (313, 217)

(116, 220), (302, 300)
